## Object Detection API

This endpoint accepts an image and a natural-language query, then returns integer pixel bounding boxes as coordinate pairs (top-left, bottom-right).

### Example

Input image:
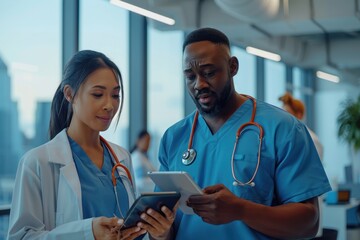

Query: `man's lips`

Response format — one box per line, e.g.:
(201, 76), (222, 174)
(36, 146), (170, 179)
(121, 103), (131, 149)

(196, 93), (212, 104)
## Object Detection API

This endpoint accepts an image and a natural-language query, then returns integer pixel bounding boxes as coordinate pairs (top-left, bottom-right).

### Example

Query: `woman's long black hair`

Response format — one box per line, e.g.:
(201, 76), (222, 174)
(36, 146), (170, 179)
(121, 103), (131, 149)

(49, 50), (124, 139)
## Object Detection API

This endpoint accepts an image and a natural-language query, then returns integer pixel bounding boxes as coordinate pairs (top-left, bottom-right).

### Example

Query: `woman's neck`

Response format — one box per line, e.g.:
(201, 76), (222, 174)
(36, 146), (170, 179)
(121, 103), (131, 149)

(67, 123), (101, 148)
(67, 123), (104, 169)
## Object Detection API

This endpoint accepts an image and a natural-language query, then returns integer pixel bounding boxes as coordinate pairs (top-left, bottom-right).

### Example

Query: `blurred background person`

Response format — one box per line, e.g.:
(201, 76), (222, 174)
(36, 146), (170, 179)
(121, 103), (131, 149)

(130, 130), (156, 194)
(279, 92), (326, 239)
(279, 92), (324, 160)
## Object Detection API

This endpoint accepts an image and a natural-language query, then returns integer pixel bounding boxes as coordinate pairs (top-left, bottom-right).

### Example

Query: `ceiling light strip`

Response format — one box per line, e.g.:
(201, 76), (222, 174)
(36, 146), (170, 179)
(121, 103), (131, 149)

(110, 0), (175, 26)
(246, 46), (281, 62)
(316, 71), (340, 83)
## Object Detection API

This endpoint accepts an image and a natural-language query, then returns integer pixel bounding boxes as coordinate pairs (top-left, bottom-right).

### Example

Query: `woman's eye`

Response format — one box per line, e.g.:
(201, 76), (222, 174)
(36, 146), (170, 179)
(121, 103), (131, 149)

(92, 93), (102, 98)
(112, 94), (120, 99)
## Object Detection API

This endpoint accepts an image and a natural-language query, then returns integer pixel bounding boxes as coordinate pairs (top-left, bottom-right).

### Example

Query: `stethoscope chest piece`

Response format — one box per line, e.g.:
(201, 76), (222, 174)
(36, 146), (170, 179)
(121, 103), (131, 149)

(182, 149), (197, 165)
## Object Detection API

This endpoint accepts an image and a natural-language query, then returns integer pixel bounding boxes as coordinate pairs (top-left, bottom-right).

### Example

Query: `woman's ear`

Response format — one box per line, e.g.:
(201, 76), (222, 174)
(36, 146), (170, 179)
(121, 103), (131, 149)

(63, 85), (73, 103)
(229, 56), (239, 76)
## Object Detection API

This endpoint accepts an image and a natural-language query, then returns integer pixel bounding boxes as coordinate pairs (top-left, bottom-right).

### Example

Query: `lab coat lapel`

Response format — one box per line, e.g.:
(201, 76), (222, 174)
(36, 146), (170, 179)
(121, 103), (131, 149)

(47, 130), (83, 219)
(60, 163), (82, 201)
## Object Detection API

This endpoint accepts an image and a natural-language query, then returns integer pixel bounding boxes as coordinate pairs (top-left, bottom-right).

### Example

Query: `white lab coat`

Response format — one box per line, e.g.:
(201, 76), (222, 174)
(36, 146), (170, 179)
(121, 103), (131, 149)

(7, 129), (136, 240)
(307, 127), (324, 161)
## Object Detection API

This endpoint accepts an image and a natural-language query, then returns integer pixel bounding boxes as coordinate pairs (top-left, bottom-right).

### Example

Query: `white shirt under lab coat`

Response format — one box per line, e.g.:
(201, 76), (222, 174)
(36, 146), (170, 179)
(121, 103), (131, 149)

(131, 149), (156, 194)
(7, 129), (136, 240)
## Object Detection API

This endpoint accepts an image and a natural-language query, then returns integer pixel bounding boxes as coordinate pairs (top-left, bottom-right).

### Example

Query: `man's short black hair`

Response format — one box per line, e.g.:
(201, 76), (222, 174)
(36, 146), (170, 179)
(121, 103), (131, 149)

(182, 27), (230, 52)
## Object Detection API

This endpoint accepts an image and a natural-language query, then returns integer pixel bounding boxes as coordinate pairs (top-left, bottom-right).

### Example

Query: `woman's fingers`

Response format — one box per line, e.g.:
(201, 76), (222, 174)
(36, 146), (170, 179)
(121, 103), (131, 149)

(119, 226), (146, 240)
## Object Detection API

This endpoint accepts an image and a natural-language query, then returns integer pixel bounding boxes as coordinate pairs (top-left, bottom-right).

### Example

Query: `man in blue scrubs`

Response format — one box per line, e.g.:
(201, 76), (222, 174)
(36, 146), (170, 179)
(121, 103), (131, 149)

(157, 28), (331, 239)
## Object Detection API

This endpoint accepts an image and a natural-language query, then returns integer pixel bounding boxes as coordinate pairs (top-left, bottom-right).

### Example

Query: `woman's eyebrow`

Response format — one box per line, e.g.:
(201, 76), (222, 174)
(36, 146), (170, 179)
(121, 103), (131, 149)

(91, 85), (120, 90)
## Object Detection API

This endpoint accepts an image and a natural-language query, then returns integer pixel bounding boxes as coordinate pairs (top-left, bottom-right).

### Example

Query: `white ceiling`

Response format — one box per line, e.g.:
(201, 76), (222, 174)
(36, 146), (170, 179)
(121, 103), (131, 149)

(128, 0), (360, 86)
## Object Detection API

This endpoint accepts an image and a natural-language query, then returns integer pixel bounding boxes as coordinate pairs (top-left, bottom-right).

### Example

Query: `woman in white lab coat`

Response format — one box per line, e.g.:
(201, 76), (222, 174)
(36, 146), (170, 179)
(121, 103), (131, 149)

(7, 50), (176, 240)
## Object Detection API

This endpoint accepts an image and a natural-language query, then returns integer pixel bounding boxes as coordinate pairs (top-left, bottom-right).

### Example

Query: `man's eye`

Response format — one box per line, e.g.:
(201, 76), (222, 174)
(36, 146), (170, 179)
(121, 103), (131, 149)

(203, 71), (215, 78)
(185, 74), (196, 81)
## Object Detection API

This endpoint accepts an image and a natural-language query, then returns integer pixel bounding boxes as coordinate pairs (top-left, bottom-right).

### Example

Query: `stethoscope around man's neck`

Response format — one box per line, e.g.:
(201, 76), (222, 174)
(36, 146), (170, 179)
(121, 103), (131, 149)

(181, 94), (264, 187)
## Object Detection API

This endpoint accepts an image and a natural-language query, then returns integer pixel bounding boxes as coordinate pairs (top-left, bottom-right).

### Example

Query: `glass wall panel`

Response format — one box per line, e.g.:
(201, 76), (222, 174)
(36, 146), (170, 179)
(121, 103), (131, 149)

(293, 67), (302, 99)
(265, 60), (286, 107)
(0, 0), (61, 238)
(80, 0), (129, 148)
(232, 47), (256, 97)
(147, 27), (183, 169)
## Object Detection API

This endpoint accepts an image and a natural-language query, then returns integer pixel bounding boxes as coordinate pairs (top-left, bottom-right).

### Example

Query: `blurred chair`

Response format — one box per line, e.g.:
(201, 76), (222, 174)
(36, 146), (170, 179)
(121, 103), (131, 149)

(312, 228), (338, 240)
(347, 205), (360, 240)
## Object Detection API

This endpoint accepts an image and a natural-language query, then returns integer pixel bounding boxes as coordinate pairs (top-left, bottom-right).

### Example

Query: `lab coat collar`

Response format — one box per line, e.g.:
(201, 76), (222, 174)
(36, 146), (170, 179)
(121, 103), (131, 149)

(46, 129), (74, 165)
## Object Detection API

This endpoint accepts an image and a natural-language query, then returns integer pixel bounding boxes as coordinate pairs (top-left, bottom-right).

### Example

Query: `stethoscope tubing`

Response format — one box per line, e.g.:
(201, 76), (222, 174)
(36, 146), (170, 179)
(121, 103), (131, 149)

(99, 136), (133, 187)
(183, 94), (264, 187)
(93, 136), (135, 219)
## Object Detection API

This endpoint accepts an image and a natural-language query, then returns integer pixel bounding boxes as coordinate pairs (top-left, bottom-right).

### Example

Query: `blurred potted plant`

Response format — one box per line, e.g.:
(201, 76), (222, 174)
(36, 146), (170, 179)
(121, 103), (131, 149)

(337, 95), (360, 182)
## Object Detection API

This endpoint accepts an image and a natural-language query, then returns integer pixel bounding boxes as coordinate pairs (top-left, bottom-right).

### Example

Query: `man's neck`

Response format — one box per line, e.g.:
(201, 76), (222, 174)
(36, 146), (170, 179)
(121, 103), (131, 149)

(202, 94), (247, 134)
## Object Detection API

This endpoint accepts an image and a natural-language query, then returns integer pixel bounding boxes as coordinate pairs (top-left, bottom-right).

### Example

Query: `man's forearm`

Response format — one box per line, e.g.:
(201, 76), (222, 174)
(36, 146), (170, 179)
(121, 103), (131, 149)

(240, 198), (319, 239)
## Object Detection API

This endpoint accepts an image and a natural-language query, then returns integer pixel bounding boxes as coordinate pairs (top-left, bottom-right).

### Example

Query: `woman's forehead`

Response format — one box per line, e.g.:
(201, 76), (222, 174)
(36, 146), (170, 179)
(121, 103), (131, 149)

(82, 68), (119, 88)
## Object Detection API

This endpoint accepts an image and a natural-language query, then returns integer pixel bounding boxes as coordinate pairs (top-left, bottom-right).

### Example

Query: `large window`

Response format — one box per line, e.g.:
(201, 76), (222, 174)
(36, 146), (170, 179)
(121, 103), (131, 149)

(265, 60), (286, 107)
(232, 46), (256, 97)
(292, 67), (303, 99)
(80, 0), (129, 148)
(0, 0), (61, 237)
(147, 27), (183, 168)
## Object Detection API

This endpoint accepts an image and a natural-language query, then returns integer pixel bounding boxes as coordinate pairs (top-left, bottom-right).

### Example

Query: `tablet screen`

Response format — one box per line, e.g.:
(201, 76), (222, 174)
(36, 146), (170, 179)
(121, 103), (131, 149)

(123, 191), (180, 229)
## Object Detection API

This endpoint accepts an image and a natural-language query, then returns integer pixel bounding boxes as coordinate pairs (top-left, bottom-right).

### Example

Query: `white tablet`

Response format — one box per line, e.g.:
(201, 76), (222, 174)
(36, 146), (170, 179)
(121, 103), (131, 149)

(147, 171), (203, 214)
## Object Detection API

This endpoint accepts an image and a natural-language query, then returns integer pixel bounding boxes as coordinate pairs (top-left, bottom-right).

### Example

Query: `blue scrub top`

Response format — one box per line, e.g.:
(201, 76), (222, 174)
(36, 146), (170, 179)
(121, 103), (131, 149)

(157, 99), (331, 239)
(69, 136), (129, 219)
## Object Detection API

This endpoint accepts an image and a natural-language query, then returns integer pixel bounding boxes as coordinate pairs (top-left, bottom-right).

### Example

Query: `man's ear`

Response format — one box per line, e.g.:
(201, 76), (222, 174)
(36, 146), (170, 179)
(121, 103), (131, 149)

(229, 56), (239, 76)
(63, 85), (73, 103)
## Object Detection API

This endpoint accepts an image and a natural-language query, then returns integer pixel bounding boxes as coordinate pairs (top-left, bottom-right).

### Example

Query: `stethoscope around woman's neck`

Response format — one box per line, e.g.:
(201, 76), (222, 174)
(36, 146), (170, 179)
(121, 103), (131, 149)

(100, 136), (134, 218)
(99, 136), (133, 187)
(181, 94), (264, 187)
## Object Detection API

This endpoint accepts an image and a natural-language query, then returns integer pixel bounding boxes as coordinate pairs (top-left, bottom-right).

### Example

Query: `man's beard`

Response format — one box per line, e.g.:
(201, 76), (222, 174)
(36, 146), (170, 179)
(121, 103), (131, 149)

(194, 78), (232, 117)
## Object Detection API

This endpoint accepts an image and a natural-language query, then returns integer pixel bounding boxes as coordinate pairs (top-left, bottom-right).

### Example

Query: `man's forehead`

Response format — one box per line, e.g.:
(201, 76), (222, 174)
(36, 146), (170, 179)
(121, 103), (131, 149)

(183, 57), (214, 71)
(183, 42), (230, 70)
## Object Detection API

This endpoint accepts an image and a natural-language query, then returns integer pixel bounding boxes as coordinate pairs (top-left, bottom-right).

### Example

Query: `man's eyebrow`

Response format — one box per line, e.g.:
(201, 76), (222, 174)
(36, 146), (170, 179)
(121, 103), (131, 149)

(184, 63), (214, 72)
(198, 63), (214, 68)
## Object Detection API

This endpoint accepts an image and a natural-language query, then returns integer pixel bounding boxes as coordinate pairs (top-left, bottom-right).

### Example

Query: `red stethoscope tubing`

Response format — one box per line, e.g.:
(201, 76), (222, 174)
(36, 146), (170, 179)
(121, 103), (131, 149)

(99, 136), (133, 187)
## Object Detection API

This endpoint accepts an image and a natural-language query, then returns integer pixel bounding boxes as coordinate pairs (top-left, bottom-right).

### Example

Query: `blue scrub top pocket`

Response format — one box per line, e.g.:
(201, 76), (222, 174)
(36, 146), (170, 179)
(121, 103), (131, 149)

(232, 154), (274, 205)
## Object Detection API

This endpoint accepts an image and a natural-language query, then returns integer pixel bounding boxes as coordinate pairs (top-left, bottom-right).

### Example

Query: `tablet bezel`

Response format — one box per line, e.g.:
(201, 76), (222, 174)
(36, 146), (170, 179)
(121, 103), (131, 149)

(122, 191), (180, 229)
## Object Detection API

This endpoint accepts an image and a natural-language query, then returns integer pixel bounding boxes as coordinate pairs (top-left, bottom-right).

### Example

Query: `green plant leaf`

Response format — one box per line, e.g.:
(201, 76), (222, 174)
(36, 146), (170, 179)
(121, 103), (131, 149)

(337, 95), (360, 151)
